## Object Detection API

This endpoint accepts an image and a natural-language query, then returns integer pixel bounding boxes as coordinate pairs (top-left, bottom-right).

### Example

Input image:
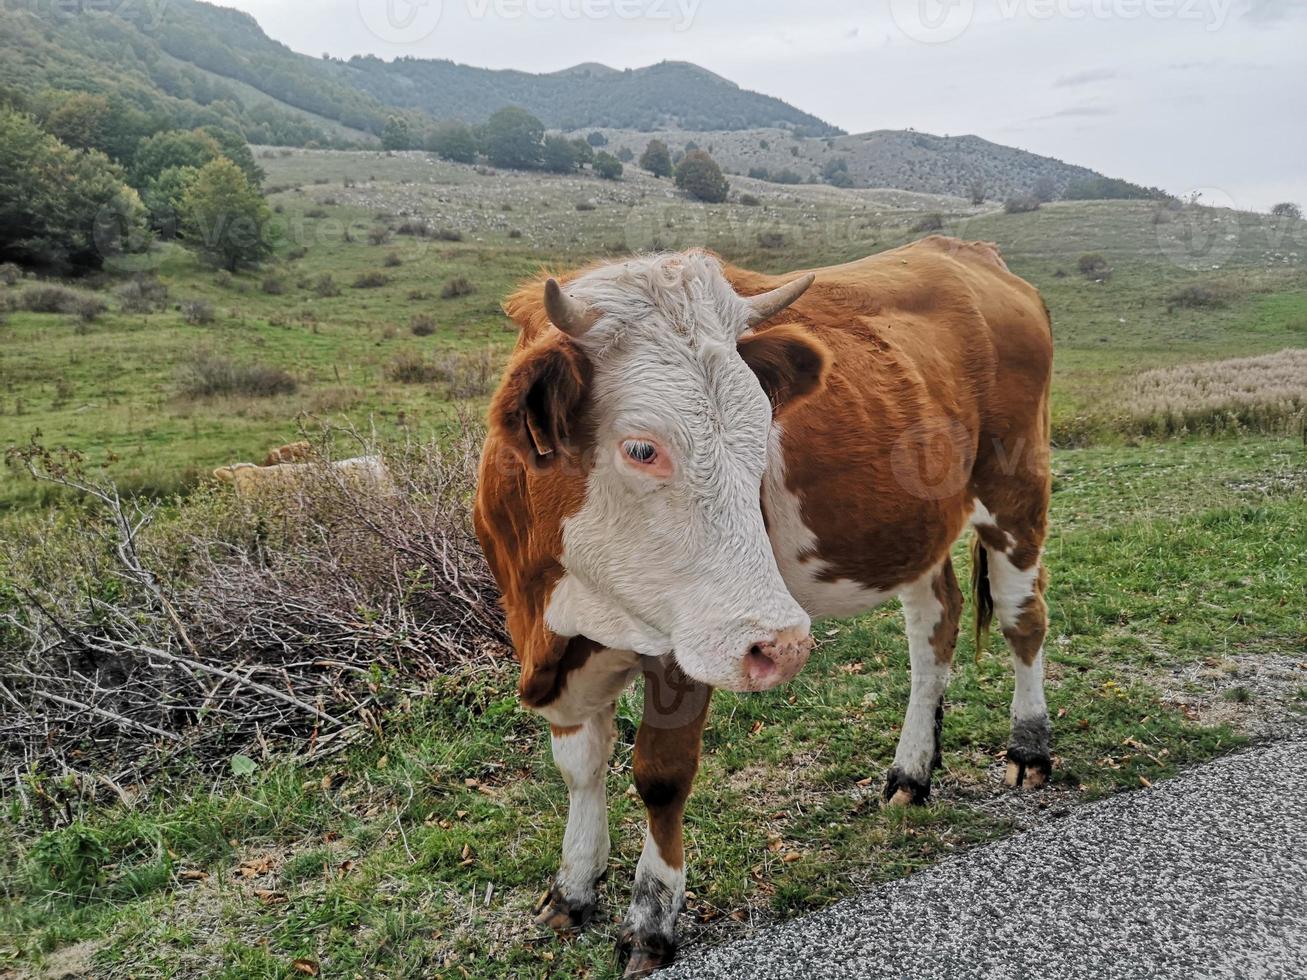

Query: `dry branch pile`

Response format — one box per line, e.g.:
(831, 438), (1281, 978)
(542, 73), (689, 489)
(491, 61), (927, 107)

(0, 425), (506, 788)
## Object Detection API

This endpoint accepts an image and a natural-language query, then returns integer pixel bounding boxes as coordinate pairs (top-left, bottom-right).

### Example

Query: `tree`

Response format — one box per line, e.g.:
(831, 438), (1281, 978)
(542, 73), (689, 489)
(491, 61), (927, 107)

(675, 150), (729, 202)
(42, 92), (111, 153)
(0, 108), (147, 270)
(181, 156), (274, 272)
(593, 151), (623, 181)
(1033, 174), (1057, 203)
(131, 129), (222, 186)
(822, 157), (854, 188)
(570, 138), (594, 167)
(382, 115), (412, 151)
(967, 177), (987, 205)
(428, 121), (477, 163)
(199, 126), (264, 186)
(639, 139), (672, 178)
(142, 165), (199, 237)
(542, 134), (579, 173)
(482, 106), (544, 170)
(1271, 202), (1302, 220)
(586, 131), (608, 147)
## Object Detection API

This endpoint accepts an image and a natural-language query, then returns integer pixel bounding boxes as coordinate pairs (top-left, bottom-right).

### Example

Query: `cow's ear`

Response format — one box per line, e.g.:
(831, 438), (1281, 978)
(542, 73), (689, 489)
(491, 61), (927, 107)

(738, 324), (830, 411)
(490, 336), (592, 469)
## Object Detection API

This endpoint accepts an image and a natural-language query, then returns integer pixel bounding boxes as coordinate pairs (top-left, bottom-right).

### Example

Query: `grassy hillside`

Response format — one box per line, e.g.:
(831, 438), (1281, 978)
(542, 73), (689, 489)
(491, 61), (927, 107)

(2, 148), (1302, 511)
(587, 126), (1117, 200)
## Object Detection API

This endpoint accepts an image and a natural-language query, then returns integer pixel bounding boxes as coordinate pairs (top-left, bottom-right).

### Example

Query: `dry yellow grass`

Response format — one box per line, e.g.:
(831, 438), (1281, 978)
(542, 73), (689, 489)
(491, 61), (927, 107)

(1124, 348), (1307, 436)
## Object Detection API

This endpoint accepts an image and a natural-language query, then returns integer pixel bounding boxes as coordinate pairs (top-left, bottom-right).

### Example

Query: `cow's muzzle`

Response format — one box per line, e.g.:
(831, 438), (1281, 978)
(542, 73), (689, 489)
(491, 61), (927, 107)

(742, 626), (814, 691)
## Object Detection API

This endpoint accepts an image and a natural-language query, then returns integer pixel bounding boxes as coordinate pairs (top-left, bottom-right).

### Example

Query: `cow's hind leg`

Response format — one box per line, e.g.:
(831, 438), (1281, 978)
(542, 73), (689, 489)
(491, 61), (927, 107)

(884, 558), (962, 805)
(976, 532), (1052, 788)
(618, 656), (712, 977)
(535, 651), (640, 932)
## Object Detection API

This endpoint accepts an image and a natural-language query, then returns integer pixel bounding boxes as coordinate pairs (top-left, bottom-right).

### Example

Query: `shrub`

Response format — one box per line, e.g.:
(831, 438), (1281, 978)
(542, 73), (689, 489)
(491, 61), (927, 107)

(1166, 285), (1224, 310)
(179, 299), (216, 325)
(116, 277), (169, 314)
(739, 193), (761, 207)
(1270, 202), (1302, 220)
(384, 350), (440, 383)
(313, 274), (341, 298)
(757, 231), (786, 249)
(1004, 195), (1041, 214)
(406, 289), (431, 301)
(410, 314), (437, 336)
(967, 177), (987, 205)
(17, 285), (106, 319)
(396, 220), (431, 237)
(383, 252), (403, 268)
(435, 228), (463, 242)
(353, 271), (390, 289)
(912, 213), (945, 233)
(593, 151), (623, 180)
(367, 226), (391, 246)
(305, 208), (328, 219)
(508, 229), (523, 239)
(675, 150), (729, 203)
(0, 262), (22, 286)
(639, 139), (673, 178)
(575, 201), (597, 211)
(1077, 253), (1111, 279)
(261, 276), (286, 295)
(178, 352), (297, 398)
(441, 276), (475, 299)
(436, 347), (498, 399)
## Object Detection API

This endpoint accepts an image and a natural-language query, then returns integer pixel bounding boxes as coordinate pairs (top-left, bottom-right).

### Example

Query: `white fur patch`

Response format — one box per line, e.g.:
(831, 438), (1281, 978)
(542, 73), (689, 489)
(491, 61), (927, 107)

(625, 827), (686, 938)
(763, 425), (895, 619)
(891, 568), (953, 780)
(551, 713), (617, 903)
(542, 253), (810, 690)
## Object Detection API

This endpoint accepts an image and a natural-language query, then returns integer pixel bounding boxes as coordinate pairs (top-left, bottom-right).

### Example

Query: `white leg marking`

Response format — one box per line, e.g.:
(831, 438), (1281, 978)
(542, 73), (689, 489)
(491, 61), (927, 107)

(626, 827), (686, 940)
(550, 713), (616, 905)
(892, 569), (952, 783)
(985, 546), (1048, 724)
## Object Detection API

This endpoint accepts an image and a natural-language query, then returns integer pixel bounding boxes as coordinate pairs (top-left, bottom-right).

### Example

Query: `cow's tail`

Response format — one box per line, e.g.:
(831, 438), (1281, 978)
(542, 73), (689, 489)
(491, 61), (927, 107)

(970, 535), (994, 662)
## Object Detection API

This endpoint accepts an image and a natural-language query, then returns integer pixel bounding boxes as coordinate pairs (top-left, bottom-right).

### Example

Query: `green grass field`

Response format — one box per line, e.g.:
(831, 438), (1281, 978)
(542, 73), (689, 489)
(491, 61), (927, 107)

(2, 149), (1305, 978)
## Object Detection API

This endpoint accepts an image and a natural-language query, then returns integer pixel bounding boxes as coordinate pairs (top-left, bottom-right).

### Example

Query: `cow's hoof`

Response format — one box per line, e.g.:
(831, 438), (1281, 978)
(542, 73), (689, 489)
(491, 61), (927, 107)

(883, 766), (931, 806)
(1003, 749), (1052, 790)
(617, 928), (675, 977)
(533, 886), (596, 933)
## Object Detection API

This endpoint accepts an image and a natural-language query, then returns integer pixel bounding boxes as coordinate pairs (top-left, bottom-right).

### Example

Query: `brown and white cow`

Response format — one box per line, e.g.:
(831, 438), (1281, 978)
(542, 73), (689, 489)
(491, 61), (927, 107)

(474, 237), (1053, 974)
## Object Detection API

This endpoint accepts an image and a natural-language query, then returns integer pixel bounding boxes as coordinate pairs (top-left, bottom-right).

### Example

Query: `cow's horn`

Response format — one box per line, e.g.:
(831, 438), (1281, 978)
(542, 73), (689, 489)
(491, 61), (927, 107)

(544, 278), (600, 337)
(743, 273), (815, 328)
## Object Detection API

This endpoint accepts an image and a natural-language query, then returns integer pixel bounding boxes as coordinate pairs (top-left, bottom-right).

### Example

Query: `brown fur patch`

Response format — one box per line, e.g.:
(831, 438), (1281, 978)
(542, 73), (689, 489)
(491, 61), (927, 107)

(930, 559), (963, 664)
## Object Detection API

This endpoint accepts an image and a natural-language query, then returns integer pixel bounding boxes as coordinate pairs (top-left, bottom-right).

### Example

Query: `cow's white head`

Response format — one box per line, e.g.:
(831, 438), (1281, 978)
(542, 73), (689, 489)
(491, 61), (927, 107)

(490, 252), (829, 692)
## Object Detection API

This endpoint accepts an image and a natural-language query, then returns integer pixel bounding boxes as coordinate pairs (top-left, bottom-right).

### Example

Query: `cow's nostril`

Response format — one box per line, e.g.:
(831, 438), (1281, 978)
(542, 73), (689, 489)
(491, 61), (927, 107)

(745, 644), (778, 683)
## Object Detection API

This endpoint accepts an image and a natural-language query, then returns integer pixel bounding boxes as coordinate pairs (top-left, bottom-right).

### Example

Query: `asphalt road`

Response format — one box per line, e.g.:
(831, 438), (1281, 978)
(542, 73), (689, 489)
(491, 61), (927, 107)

(666, 739), (1307, 980)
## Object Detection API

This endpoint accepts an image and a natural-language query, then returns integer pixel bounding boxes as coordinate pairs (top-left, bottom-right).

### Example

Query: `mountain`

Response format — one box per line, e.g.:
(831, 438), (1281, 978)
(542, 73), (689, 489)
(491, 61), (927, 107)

(0, 0), (840, 140)
(340, 58), (842, 136)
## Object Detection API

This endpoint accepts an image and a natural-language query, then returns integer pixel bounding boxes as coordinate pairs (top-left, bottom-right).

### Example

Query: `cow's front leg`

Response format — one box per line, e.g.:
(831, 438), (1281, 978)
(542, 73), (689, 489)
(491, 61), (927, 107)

(536, 649), (640, 932)
(885, 558), (961, 805)
(618, 656), (712, 977)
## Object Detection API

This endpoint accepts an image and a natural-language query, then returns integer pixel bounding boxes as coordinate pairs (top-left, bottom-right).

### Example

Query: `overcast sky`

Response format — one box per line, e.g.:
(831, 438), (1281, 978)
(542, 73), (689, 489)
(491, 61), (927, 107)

(214, 0), (1306, 211)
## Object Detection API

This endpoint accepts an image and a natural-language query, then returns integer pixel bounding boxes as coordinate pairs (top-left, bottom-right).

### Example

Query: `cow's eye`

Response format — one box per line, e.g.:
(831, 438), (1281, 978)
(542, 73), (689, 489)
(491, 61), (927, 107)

(622, 440), (657, 464)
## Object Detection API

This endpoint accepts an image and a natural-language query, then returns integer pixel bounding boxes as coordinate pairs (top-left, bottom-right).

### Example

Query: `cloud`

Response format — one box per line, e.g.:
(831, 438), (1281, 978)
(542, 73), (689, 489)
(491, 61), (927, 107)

(1054, 68), (1117, 88)
(1043, 105), (1116, 119)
